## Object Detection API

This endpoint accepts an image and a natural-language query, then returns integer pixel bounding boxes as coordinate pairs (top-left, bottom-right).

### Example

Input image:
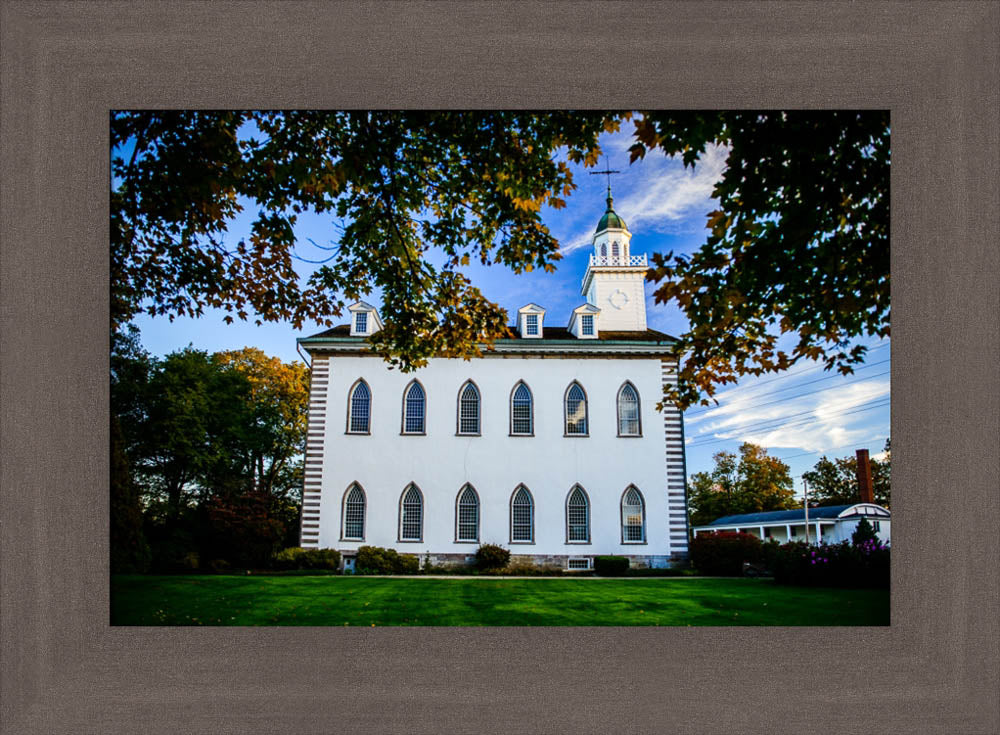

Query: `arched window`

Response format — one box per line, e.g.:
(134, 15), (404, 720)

(600, 243), (607, 257)
(564, 382), (588, 436)
(566, 485), (590, 543)
(621, 486), (646, 543)
(399, 483), (423, 541)
(456, 484), (480, 542)
(402, 380), (426, 434)
(510, 485), (534, 543)
(611, 241), (620, 258)
(457, 381), (480, 435)
(510, 381), (533, 435)
(347, 379), (371, 433)
(342, 483), (366, 541)
(617, 382), (641, 436)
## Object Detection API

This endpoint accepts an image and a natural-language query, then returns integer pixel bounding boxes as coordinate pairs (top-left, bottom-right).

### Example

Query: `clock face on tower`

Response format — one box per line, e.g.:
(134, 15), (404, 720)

(609, 289), (629, 310)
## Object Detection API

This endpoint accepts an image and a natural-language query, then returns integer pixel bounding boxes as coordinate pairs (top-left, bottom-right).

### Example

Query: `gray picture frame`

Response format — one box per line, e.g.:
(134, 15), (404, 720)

(2, 1), (998, 732)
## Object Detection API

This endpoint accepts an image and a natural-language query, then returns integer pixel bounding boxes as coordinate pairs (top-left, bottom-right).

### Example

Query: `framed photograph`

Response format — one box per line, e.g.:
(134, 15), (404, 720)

(2, 2), (997, 732)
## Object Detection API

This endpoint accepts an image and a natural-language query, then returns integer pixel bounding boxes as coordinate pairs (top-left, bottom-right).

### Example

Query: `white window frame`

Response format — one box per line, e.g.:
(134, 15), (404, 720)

(401, 380), (426, 435)
(398, 483), (424, 542)
(509, 381), (534, 436)
(341, 483), (366, 541)
(567, 557), (592, 570)
(456, 380), (481, 436)
(564, 381), (589, 437)
(346, 379), (372, 434)
(510, 485), (534, 544)
(621, 486), (646, 544)
(525, 313), (539, 336)
(355, 312), (368, 334)
(566, 485), (591, 544)
(455, 484), (480, 543)
(616, 381), (641, 437)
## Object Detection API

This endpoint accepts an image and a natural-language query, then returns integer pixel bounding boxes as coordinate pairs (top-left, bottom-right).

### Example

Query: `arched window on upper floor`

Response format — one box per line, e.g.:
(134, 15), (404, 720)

(600, 243), (607, 257)
(621, 486), (646, 543)
(510, 381), (533, 436)
(617, 382), (641, 436)
(564, 381), (588, 436)
(611, 241), (620, 258)
(347, 379), (371, 434)
(457, 381), (481, 435)
(510, 485), (534, 543)
(402, 380), (426, 434)
(399, 483), (423, 542)
(456, 484), (480, 542)
(342, 483), (366, 541)
(566, 485), (590, 543)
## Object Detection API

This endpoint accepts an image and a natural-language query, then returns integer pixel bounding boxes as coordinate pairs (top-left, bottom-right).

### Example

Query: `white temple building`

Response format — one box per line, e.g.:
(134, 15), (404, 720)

(296, 193), (689, 569)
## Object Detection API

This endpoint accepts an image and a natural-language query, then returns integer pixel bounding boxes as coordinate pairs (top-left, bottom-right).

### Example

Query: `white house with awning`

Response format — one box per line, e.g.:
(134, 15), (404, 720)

(691, 503), (890, 546)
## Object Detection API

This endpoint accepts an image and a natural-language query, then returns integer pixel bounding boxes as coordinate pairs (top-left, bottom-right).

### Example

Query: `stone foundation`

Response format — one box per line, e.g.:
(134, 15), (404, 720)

(411, 551), (686, 570)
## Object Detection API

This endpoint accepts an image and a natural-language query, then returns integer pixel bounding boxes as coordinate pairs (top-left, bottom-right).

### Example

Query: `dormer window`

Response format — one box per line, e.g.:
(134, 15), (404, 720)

(517, 304), (545, 338)
(581, 315), (594, 336)
(525, 314), (538, 336)
(347, 301), (383, 337)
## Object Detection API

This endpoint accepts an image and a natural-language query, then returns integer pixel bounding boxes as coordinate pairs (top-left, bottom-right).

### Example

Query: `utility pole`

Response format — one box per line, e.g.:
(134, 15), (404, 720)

(803, 478), (810, 544)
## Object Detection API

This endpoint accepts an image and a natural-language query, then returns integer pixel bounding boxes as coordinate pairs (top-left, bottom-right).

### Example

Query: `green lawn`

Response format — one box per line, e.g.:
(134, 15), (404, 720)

(111, 575), (889, 626)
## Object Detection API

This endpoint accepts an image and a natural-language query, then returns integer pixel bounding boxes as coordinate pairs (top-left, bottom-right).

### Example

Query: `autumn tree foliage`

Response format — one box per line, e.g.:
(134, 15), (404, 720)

(110, 334), (309, 568)
(802, 439), (891, 508)
(687, 443), (798, 527)
(112, 110), (889, 409)
(632, 111), (890, 408)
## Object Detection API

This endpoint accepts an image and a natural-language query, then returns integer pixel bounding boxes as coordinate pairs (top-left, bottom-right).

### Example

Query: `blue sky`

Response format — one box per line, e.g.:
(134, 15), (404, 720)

(131, 125), (890, 491)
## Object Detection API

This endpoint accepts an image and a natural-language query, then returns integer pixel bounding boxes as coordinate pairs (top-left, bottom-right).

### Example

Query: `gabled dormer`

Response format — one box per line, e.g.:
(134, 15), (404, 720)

(517, 303), (546, 338)
(568, 303), (600, 339)
(347, 301), (383, 337)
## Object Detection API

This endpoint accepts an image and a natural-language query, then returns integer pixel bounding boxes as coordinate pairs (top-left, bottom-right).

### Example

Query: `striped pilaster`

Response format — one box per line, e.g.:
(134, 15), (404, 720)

(300, 355), (329, 548)
(661, 359), (689, 555)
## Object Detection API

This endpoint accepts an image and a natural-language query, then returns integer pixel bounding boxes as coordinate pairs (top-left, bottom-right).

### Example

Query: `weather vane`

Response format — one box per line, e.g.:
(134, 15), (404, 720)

(589, 157), (621, 198)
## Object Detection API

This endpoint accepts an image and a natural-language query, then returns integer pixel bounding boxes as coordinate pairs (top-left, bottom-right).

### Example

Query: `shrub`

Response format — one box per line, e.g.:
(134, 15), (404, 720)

(209, 558), (231, 573)
(273, 547), (341, 571)
(769, 539), (889, 588)
(355, 546), (419, 575)
(594, 555), (629, 576)
(395, 553), (420, 574)
(475, 544), (511, 571)
(689, 531), (763, 576)
(851, 517), (878, 547)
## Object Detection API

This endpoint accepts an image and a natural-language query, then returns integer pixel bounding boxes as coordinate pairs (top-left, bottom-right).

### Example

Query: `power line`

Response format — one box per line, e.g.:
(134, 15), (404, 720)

(686, 399), (890, 448)
(688, 341), (890, 407)
(686, 369), (890, 420)
(689, 394), (889, 440)
(685, 359), (891, 417)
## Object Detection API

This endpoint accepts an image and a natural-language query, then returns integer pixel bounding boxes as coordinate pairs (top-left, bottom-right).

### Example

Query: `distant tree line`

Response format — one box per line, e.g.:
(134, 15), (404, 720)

(111, 326), (308, 572)
(687, 440), (891, 527)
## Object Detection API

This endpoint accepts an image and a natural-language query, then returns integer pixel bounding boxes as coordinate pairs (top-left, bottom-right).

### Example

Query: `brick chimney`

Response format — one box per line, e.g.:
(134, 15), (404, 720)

(856, 449), (874, 504)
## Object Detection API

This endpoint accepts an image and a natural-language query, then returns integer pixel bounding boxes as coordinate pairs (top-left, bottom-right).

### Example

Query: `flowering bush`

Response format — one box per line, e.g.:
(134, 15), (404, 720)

(769, 539), (889, 588)
(689, 531), (764, 576)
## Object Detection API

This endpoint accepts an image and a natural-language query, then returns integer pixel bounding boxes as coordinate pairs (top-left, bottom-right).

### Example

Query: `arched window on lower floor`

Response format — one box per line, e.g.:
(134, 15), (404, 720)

(342, 483), (366, 541)
(456, 484), (480, 542)
(510, 485), (534, 543)
(621, 486), (646, 543)
(399, 483), (423, 541)
(566, 485), (590, 543)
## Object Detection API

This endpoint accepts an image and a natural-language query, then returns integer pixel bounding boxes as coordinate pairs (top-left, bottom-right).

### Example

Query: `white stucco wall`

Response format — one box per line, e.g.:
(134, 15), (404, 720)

(308, 353), (683, 560)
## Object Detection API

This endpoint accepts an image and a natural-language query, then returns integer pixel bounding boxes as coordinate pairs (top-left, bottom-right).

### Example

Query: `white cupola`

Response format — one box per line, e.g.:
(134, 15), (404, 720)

(347, 301), (383, 336)
(580, 190), (648, 332)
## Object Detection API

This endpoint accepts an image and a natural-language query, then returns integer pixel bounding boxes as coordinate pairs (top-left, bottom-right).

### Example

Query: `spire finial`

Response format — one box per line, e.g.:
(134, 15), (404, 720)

(590, 157), (621, 207)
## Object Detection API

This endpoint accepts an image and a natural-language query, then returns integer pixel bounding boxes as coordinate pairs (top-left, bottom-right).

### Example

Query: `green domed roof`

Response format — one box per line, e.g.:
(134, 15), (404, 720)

(596, 195), (627, 232)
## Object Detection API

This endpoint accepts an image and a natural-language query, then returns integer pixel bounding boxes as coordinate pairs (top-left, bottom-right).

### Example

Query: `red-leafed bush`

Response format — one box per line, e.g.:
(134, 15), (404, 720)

(689, 531), (764, 576)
